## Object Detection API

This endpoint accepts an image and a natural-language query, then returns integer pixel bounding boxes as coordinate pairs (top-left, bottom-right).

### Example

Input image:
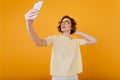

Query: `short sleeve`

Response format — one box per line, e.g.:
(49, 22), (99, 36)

(45, 35), (56, 46)
(77, 39), (87, 46)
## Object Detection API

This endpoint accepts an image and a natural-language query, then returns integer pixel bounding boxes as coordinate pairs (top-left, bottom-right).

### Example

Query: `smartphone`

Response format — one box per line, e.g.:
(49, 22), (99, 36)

(32, 1), (44, 19)
(33, 1), (44, 10)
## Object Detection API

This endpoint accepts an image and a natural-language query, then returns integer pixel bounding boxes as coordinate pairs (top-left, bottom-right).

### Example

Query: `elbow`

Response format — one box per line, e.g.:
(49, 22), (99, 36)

(36, 44), (41, 46)
(35, 42), (42, 47)
(35, 43), (46, 47)
(92, 39), (97, 44)
(33, 39), (47, 47)
(35, 43), (40, 46)
(35, 43), (44, 47)
(86, 38), (97, 45)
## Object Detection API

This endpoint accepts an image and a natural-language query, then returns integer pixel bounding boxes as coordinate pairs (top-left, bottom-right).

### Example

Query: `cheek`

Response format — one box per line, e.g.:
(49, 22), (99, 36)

(66, 25), (72, 29)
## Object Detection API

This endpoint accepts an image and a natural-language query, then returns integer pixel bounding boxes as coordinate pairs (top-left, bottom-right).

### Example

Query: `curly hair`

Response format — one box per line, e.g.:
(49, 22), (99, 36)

(57, 15), (77, 34)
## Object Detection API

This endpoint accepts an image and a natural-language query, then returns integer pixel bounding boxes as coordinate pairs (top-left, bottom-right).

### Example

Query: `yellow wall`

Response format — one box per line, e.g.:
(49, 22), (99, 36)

(0, 0), (120, 80)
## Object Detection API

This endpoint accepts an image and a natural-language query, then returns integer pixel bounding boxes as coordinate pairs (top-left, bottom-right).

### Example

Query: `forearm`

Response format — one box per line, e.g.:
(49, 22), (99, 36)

(26, 21), (41, 46)
(75, 31), (97, 44)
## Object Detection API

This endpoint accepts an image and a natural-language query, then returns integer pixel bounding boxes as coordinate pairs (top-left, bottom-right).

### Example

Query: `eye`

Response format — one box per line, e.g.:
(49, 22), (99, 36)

(61, 20), (70, 24)
(65, 21), (70, 24)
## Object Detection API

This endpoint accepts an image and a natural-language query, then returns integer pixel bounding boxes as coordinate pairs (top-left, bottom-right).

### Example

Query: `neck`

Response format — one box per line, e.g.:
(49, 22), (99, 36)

(62, 31), (70, 38)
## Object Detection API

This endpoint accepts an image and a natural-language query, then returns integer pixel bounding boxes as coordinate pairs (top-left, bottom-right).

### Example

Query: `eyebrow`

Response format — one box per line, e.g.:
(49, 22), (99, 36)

(62, 20), (70, 23)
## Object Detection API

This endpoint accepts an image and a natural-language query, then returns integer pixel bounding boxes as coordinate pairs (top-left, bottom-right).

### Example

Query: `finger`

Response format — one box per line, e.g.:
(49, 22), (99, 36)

(27, 9), (39, 14)
(30, 9), (39, 12)
(25, 9), (39, 20)
(25, 12), (38, 19)
(29, 13), (39, 17)
(25, 10), (39, 17)
(29, 10), (39, 15)
(30, 11), (39, 14)
(26, 9), (39, 15)
(30, 11), (39, 15)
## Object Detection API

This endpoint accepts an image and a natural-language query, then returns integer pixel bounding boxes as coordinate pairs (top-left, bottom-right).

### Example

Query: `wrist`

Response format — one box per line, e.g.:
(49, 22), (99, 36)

(26, 20), (33, 25)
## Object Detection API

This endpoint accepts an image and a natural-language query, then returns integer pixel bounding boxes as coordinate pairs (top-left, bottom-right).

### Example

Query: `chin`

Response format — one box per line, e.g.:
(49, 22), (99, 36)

(61, 29), (65, 32)
(61, 30), (67, 32)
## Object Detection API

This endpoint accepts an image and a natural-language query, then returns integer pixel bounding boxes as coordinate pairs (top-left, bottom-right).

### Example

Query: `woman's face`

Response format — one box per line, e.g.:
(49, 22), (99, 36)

(60, 18), (72, 33)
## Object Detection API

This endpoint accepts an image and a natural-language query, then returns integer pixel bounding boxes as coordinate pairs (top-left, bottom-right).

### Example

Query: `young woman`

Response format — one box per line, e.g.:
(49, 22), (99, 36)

(25, 9), (97, 80)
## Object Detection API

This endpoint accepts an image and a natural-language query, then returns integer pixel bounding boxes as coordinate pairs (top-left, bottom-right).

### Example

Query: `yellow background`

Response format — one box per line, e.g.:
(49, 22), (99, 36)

(0, 0), (120, 80)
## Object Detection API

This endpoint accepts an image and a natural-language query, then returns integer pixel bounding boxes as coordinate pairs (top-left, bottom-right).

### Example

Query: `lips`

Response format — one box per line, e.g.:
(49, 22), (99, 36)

(61, 26), (65, 29)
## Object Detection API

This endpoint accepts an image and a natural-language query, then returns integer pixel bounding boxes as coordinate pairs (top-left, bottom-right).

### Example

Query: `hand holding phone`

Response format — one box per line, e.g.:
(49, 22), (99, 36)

(25, 1), (44, 20)
(33, 1), (44, 10)
(31, 1), (44, 19)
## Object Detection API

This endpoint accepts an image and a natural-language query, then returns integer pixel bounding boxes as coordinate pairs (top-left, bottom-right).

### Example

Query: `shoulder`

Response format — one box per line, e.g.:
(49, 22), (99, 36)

(71, 38), (79, 41)
(73, 38), (87, 45)
(72, 38), (86, 40)
(72, 38), (87, 42)
(46, 34), (59, 39)
(49, 34), (59, 37)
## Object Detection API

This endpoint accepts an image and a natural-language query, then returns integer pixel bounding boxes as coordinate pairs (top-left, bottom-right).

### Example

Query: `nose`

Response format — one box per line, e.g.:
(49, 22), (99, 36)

(61, 22), (65, 26)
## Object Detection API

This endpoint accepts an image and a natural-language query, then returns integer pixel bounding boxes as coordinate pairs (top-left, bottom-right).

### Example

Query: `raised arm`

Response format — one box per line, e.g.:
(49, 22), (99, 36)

(25, 9), (47, 46)
(74, 30), (97, 45)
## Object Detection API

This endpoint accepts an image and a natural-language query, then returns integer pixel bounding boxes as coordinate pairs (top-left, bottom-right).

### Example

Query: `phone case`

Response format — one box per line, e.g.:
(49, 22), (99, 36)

(33, 1), (43, 10)
(32, 1), (44, 19)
